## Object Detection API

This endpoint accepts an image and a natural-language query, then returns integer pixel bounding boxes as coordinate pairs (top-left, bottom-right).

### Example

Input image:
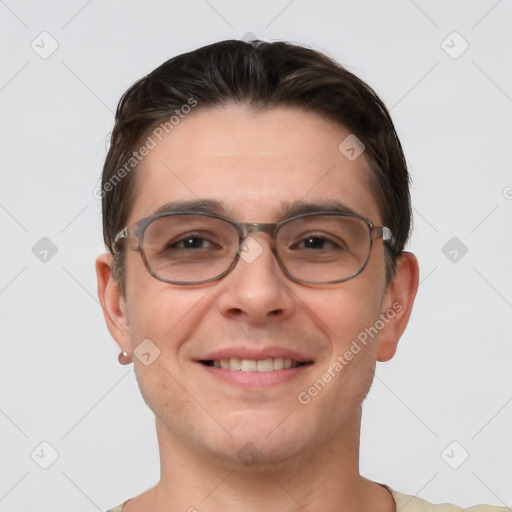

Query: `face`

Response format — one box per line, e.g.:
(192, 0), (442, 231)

(102, 104), (405, 468)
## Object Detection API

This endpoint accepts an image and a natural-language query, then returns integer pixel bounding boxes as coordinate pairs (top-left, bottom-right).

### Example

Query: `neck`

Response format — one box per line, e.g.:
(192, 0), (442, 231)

(130, 407), (394, 512)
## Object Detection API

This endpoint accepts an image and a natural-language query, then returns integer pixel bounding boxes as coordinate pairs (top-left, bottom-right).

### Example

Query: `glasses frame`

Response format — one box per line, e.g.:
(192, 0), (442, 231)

(113, 210), (395, 286)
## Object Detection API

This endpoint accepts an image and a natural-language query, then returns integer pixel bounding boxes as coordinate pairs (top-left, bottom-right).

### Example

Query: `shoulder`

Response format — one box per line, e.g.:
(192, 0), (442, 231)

(383, 485), (509, 512)
(104, 500), (131, 512)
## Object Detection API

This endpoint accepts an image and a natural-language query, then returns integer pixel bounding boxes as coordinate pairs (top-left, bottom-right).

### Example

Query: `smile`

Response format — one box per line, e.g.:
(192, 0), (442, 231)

(202, 358), (306, 372)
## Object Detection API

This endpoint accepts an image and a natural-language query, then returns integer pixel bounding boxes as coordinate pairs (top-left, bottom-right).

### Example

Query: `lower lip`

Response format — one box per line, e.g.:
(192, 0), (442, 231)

(198, 363), (312, 389)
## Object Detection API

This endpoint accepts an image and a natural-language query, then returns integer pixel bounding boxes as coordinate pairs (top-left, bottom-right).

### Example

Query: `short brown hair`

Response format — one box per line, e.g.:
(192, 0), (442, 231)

(101, 39), (412, 291)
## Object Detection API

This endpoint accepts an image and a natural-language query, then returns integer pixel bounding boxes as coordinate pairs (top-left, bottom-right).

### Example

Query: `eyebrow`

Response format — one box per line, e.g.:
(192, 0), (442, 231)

(153, 199), (225, 216)
(280, 200), (358, 219)
(152, 198), (360, 221)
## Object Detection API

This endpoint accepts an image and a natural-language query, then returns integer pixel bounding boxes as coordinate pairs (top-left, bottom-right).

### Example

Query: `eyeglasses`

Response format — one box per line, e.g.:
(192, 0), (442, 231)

(113, 211), (395, 285)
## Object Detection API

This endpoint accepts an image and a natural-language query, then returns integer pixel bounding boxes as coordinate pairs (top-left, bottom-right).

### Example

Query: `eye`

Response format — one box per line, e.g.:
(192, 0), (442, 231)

(297, 237), (336, 250)
(292, 233), (346, 251)
(166, 233), (220, 250)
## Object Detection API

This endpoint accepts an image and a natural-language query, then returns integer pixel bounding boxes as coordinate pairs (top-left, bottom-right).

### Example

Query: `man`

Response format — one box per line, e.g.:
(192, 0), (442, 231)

(96, 39), (503, 511)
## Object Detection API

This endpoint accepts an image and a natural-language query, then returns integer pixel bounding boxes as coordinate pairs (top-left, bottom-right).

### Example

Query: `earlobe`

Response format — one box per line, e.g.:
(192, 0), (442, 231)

(95, 253), (132, 354)
(376, 252), (419, 362)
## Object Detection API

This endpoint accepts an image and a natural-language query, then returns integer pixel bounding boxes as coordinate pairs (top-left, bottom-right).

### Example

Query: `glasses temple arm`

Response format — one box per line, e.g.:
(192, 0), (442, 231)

(374, 226), (396, 248)
(112, 227), (130, 252)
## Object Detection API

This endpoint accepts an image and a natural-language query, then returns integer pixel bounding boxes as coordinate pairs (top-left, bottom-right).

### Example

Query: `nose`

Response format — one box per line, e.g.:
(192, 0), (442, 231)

(216, 235), (295, 325)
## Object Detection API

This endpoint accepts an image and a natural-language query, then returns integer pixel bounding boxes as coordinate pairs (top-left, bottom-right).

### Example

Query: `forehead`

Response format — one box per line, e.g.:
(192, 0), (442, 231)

(128, 105), (381, 225)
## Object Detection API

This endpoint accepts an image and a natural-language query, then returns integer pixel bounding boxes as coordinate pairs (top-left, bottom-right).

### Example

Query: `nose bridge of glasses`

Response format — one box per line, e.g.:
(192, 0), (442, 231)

(240, 222), (277, 240)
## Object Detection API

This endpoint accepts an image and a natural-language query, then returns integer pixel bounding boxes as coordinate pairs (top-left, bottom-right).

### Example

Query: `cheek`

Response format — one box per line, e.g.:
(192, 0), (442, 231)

(296, 289), (381, 435)
(304, 281), (383, 389)
(133, 361), (204, 441)
(125, 259), (222, 359)
(128, 288), (207, 343)
(309, 278), (384, 341)
(124, 252), (198, 338)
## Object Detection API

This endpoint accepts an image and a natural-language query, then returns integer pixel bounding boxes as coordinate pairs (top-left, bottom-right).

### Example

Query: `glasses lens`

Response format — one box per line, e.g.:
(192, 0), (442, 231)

(140, 213), (372, 285)
(276, 215), (371, 283)
(142, 215), (238, 283)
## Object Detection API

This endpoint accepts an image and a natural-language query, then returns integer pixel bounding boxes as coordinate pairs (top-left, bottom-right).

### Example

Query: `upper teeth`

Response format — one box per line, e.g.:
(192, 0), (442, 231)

(213, 358), (298, 372)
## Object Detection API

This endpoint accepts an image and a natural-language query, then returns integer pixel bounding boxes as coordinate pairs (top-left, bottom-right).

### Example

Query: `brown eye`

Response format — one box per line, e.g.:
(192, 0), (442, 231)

(166, 235), (219, 250)
(292, 235), (345, 250)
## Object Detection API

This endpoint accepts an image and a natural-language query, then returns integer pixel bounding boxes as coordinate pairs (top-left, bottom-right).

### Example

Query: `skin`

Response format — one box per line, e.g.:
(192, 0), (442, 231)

(96, 104), (419, 512)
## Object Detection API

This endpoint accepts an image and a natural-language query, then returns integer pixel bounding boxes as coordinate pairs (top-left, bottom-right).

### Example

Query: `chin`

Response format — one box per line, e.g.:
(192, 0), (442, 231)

(203, 413), (315, 471)
(208, 438), (308, 472)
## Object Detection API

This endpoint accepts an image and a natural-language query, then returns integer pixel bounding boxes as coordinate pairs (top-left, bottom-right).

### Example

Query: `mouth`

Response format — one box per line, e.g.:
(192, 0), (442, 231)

(201, 358), (309, 372)
(196, 348), (314, 388)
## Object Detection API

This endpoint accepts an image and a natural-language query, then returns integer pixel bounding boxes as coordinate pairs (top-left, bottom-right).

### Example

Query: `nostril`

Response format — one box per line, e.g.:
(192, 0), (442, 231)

(226, 308), (244, 317)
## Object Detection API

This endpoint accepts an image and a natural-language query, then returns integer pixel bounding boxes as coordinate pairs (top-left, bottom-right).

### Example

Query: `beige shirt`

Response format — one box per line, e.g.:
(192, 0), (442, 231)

(104, 485), (509, 512)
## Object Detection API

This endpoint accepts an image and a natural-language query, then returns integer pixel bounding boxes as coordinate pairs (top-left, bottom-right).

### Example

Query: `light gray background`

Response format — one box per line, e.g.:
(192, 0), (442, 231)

(1, 0), (511, 510)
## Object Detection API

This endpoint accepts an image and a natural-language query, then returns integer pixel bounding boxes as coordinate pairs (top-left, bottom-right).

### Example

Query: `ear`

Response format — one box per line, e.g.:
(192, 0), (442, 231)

(376, 252), (419, 362)
(95, 253), (132, 354)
